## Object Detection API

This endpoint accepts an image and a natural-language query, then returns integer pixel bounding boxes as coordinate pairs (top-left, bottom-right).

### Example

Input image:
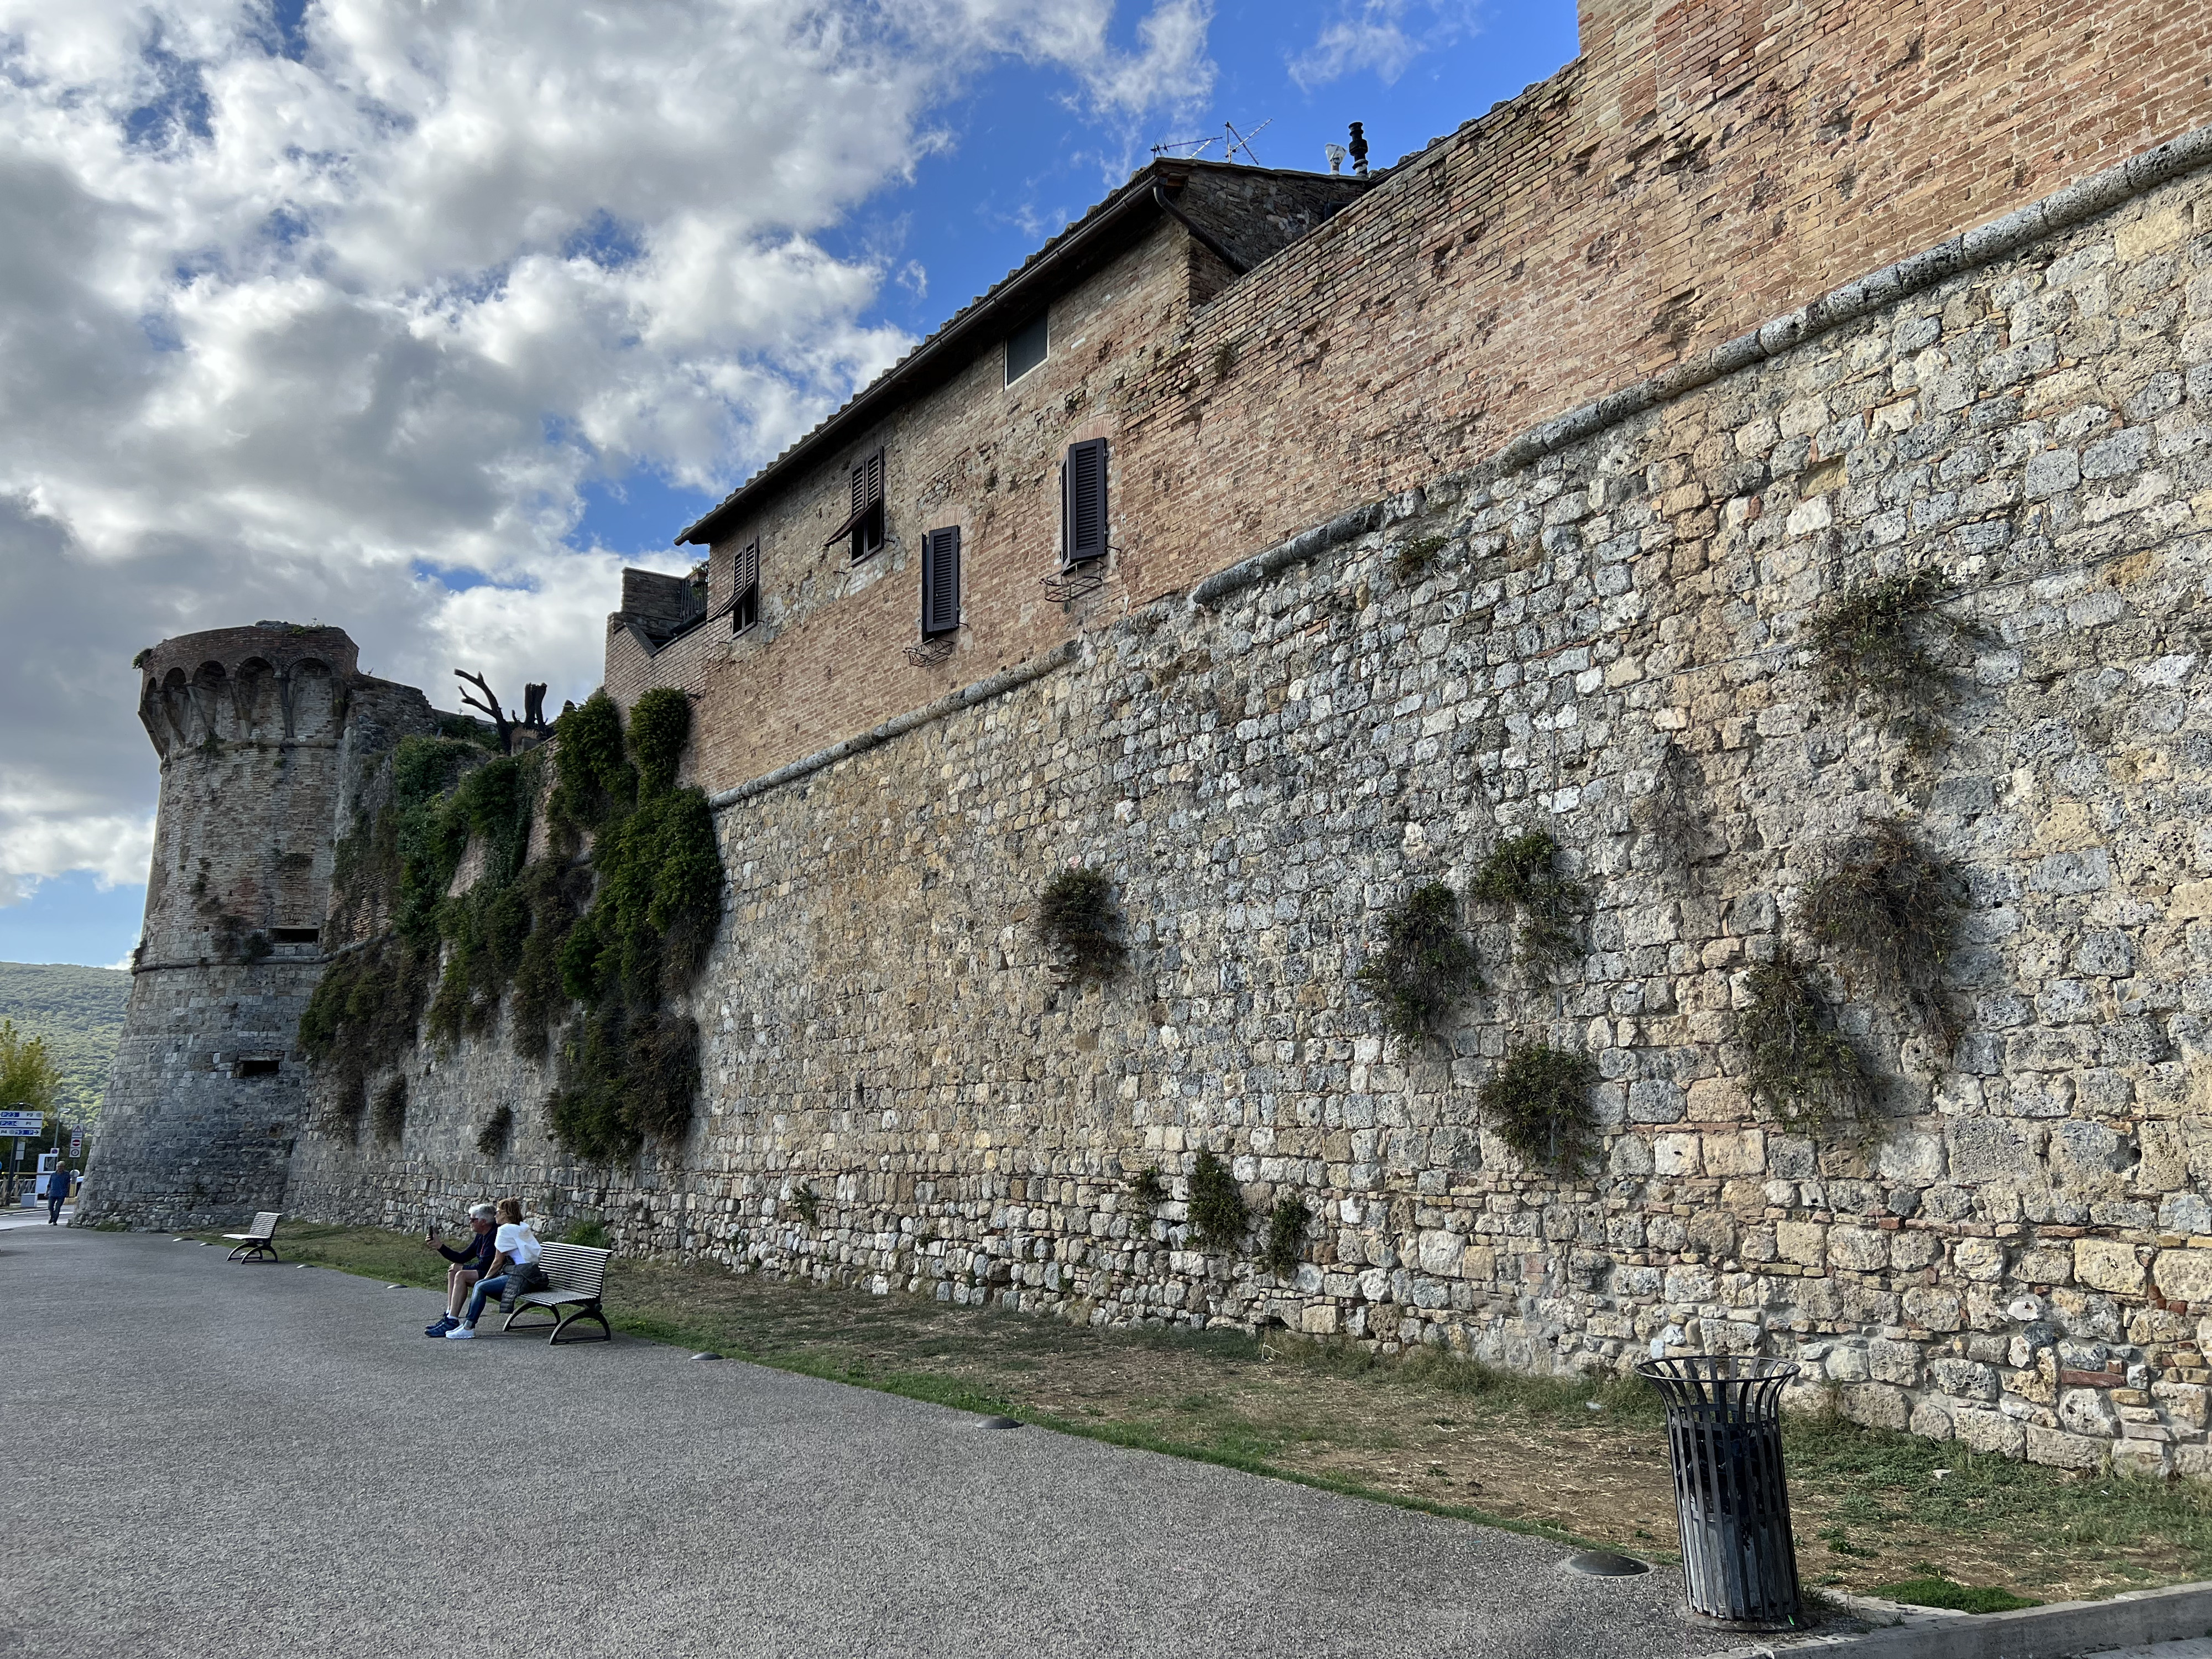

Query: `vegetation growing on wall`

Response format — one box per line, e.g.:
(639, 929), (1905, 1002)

(1126, 1165), (1167, 1234)
(1800, 822), (1967, 1048)
(1480, 1041), (1599, 1176)
(1740, 951), (1870, 1136)
(1036, 868), (1125, 982)
(1391, 534), (1448, 584)
(1187, 1149), (1247, 1250)
(302, 686), (723, 1168)
(1262, 1195), (1311, 1279)
(371, 1075), (407, 1146)
(1806, 570), (1986, 753)
(1470, 832), (1584, 967)
(1357, 881), (1480, 1042)
(476, 1104), (514, 1159)
(791, 1181), (821, 1228)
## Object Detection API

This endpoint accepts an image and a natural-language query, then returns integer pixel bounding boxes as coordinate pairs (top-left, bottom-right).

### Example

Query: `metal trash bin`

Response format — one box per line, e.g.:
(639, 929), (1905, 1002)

(1636, 1355), (1803, 1627)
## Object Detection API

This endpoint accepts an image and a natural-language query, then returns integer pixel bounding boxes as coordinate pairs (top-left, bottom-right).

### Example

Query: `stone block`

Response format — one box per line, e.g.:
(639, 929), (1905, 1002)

(1776, 1222), (1825, 1268)
(1829, 1228), (1889, 1271)
(2154, 1248), (2212, 1302)
(1867, 1339), (1923, 1386)
(2025, 1426), (2111, 1470)
(1953, 1408), (2027, 1458)
(2077, 1238), (2147, 1293)
(1844, 1383), (1911, 1431)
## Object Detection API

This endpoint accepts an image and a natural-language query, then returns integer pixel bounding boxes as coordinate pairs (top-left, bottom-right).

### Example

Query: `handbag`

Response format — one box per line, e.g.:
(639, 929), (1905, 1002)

(498, 1258), (549, 1313)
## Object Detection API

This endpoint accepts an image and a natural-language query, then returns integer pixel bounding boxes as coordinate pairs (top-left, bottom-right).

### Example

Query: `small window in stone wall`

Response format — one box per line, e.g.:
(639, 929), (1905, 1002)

(237, 1056), (280, 1077)
(270, 926), (320, 945)
(1005, 314), (1047, 384)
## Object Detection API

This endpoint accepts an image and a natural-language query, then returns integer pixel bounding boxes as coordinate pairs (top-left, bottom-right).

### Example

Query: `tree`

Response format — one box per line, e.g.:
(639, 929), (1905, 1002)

(0, 1019), (62, 1121)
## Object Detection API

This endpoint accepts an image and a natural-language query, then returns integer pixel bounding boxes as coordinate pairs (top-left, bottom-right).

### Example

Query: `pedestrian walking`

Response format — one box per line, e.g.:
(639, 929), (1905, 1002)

(45, 1164), (70, 1224)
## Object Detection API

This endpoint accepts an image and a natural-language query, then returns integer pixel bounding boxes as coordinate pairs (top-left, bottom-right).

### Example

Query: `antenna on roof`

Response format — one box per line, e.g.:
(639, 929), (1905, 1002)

(1150, 134), (1220, 158)
(1222, 118), (1272, 165)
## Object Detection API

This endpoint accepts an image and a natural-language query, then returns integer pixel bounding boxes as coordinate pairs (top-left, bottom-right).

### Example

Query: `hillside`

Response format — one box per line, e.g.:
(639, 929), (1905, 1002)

(0, 961), (131, 1124)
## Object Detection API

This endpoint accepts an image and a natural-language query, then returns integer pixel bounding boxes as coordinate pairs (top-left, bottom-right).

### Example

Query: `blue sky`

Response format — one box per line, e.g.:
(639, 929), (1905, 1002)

(0, 0), (1579, 972)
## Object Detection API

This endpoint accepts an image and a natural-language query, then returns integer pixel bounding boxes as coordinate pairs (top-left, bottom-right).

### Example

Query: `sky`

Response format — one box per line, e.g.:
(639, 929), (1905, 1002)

(0, 0), (1579, 971)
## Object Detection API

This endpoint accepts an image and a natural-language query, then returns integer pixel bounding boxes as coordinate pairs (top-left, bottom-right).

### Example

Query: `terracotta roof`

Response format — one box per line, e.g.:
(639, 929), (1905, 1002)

(672, 157), (1365, 547)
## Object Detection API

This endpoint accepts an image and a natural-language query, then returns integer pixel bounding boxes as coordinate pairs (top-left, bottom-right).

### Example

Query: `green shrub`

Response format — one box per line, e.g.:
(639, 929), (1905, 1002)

(791, 1182), (821, 1227)
(1470, 831), (1584, 967)
(1262, 1195), (1312, 1279)
(560, 1218), (612, 1249)
(550, 691), (633, 833)
(1187, 1149), (1247, 1250)
(1799, 822), (1967, 1048)
(1357, 881), (1480, 1042)
(1479, 1041), (1598, 1175)
(1037, 868), (1125, 982)
(475, 1104), (513, 1159)
(1741, 950), (1870, 1138)
(628, 686), (691, 796)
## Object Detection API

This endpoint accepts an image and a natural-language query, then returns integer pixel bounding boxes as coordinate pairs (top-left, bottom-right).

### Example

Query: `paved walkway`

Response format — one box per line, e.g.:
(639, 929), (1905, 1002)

(7, 1227), (1741, 1659)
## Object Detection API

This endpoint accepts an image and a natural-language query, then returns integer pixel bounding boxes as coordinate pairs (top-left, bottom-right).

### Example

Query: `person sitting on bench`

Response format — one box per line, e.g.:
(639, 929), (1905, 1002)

(424, 1204), (498, 1337)
(444, 1198), (545, 1340)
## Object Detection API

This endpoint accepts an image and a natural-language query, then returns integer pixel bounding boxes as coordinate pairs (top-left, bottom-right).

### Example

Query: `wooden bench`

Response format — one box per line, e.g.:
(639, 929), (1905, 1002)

(499, 1242), (613, 1344)
(223, 1212), (281, 1264)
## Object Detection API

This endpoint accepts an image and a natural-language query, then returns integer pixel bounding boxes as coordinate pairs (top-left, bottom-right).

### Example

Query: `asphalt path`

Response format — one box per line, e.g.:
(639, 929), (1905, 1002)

(7, 1227), (1738, 1659)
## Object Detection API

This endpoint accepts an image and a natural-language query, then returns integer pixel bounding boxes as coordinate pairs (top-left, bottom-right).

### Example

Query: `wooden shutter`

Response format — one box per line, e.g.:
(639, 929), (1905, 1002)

(732, 540), (760, 633)
(1063, 438), (1107, 565)
(922, 527), (961, 637)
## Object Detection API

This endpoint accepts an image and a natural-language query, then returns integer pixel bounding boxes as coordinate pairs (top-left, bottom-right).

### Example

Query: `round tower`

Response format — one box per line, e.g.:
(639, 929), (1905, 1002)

(79, 623), (425, 1229)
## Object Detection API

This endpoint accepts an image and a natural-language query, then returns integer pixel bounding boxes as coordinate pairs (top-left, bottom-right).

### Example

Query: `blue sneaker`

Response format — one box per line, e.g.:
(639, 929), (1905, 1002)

(425, 1316), (458, 1337)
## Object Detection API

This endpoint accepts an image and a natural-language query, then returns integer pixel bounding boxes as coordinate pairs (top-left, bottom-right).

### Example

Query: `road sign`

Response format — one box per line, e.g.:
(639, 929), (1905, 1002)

(0, 1111), (43, 1137)
(70, 1132), (83, 1158)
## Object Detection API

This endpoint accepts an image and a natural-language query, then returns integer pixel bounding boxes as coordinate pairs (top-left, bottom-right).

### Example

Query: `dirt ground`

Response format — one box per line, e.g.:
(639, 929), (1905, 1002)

(209, 1223), (2212, 1604)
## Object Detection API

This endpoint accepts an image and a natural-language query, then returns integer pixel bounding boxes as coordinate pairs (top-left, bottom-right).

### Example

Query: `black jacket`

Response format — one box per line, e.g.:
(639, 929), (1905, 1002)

(437, 1227), (495, 1271)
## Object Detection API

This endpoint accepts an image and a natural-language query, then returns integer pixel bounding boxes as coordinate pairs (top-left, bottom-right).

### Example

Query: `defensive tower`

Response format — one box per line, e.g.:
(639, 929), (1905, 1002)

(79, 623), (433, 1229)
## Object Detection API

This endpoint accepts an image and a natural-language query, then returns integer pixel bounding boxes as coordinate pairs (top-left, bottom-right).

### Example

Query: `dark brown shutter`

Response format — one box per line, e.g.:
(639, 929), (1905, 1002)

(732, 540), (760, 633)
(1063, 438), (1107, 565)
(922, 527), (961, 637)
(864, 448), (884, 509)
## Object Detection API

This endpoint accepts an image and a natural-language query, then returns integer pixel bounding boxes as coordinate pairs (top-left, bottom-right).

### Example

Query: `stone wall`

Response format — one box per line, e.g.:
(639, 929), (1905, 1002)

(294, 160), (2212, 1475)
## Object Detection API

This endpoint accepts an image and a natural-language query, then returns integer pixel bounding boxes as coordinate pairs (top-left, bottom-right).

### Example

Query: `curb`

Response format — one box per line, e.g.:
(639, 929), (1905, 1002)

(1718, 1582), (2212, 1659)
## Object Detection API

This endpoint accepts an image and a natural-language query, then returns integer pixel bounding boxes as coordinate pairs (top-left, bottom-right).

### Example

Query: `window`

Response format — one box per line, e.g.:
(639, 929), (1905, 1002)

(1005, 314), (1048, 385)
(1062, 437), (1108, 565)
(269, 926), (320, 945)
(732, 539), (760, 635)
(921, 527), (961, 637)
(237, 1057), (280, 1078)
(823, 448), (885, 563)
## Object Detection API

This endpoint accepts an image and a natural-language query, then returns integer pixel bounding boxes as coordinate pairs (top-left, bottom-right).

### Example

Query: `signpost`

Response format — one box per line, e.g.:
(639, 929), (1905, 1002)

(1, 1109), (39, 1206)
(70, 1131), (83, 1159)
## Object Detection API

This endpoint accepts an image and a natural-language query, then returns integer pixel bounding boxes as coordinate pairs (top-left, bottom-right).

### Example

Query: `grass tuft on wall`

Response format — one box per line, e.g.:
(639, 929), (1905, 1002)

(1357, 881), (1480, 1043)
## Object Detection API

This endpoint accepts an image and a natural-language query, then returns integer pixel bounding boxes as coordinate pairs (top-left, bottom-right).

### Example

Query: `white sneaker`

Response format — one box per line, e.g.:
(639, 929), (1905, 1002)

(444, 1325), (476, 1340)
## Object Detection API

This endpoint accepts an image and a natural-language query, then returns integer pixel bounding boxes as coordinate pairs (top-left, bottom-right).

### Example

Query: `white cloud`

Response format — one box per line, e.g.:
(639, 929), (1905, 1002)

(1288, 0), (1479, 91)
(0, 0), (1215, 910)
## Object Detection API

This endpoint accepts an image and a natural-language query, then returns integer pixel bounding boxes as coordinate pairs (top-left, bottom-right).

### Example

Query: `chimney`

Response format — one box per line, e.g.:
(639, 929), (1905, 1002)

(1324, 143), (1345, 174)
(1348, 122), (1369, 176)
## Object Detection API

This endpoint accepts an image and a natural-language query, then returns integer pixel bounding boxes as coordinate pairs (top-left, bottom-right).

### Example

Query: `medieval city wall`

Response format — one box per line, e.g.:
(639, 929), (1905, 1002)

(293, 158), (2212, 1474)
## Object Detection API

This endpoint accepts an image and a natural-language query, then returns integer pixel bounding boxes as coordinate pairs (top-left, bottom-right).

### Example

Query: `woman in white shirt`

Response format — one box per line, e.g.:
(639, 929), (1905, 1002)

(444, 1197), (545, 1339)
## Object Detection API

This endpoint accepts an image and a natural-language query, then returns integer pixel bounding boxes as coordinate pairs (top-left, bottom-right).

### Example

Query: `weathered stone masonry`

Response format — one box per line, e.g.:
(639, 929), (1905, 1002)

(290, 154), (2212, 1476)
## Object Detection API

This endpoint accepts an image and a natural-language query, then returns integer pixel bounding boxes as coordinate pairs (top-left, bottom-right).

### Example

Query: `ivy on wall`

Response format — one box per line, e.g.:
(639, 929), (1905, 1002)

(301, 686), (723, 1166)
